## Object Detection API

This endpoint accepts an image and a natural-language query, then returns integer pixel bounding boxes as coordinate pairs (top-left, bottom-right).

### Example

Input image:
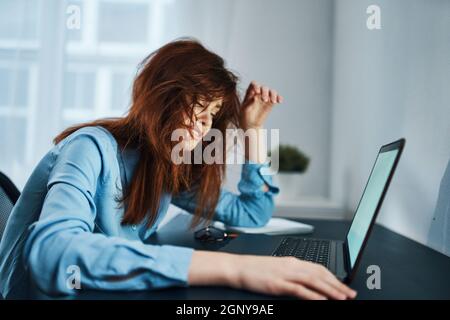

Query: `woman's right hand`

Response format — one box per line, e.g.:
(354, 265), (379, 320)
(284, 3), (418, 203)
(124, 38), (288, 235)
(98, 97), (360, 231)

(232, 255), (357, 300)
(188, 251), (357, 300)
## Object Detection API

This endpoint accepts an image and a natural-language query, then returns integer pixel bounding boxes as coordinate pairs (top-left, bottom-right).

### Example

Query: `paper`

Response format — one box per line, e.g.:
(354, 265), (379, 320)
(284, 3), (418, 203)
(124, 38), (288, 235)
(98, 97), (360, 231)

(212, 217), (314, 235)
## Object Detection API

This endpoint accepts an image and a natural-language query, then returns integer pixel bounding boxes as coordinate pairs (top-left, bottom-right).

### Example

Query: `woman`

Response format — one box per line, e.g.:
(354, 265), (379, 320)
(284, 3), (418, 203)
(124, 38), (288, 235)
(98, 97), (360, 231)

(0, 39), (356, 300)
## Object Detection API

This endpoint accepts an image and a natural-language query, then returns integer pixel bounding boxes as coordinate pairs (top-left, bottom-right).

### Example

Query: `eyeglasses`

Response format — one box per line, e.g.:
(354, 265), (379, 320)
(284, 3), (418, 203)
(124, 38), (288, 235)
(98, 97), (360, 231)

(194, 225), (229, 243)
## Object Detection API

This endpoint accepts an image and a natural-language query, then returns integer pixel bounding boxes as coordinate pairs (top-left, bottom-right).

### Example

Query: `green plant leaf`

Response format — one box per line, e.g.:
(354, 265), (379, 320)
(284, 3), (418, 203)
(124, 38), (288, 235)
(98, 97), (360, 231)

(269, 144), (310, 173)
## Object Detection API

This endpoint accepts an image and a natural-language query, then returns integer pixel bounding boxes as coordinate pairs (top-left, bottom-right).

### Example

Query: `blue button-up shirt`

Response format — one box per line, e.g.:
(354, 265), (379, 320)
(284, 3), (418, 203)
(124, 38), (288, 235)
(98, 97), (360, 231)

(0, 126), (279, 298)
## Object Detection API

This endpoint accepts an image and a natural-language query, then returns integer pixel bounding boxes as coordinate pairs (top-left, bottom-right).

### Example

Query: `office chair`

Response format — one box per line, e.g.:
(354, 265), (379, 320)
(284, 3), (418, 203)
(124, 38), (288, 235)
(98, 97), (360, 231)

(0, 171), (20, 243)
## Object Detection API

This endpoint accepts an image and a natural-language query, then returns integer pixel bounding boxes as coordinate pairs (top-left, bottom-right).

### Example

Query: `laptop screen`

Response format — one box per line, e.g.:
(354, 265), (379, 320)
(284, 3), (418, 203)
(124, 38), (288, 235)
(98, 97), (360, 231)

(346, 148), (400, 269)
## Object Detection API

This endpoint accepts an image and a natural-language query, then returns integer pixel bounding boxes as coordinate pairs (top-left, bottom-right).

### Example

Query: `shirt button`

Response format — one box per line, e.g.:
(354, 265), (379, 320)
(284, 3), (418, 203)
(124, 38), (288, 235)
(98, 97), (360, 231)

(131, 225), (137, 231)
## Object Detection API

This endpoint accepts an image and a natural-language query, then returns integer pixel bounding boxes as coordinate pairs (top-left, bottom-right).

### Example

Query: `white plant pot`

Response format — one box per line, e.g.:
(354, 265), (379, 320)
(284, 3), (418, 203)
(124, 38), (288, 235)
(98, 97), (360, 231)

(273, 172), (304, 201)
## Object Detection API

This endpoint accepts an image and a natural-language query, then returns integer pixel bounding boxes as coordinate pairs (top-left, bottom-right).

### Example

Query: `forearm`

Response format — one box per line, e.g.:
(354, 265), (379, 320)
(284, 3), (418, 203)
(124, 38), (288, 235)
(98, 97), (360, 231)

(244, 127), (268, 165)
(188, 251), (241, 288)
(25, 209), (193, 294)
(243, 127), (269, 193)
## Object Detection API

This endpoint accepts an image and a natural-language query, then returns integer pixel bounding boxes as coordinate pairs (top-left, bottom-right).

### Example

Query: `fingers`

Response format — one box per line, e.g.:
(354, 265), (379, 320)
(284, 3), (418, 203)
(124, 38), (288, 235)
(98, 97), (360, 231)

(247, 81), (283, 104)
(282, 281), (327, 300)
(283, 259), (356, 300)
(309, 264), (356, 298)
(259, 86), (268, 102)
(269, 90), (284, 104)
(250, 81), (261, 95)
(245, 81), (260, 100)
(308, 264), (357, 299)
(322, 272), (357, 299)
(269, 90), (277, 104)
(238, 255), (356, 300)
(296, 273), (347, 300)
(270, 271), (354, 300)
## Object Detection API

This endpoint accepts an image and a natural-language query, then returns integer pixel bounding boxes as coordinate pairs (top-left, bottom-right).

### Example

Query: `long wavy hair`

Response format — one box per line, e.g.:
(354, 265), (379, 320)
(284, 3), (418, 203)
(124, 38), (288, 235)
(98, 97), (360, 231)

(54, 38), (241, 228)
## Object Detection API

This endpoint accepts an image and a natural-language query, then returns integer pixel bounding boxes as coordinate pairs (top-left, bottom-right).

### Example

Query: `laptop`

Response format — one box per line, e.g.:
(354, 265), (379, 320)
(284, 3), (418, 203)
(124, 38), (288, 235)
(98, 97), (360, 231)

(221, 138), (405, 284)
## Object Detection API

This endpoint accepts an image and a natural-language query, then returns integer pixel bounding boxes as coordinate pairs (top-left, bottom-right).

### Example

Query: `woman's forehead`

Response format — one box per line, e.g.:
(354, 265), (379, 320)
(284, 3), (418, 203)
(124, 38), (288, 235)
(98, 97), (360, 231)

(196, 97), (223, 110)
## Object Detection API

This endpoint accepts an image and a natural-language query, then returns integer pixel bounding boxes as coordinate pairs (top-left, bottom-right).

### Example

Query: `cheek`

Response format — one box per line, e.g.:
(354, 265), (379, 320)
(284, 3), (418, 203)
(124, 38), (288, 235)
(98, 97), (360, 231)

(183, 116), (193, 128)
(203, 127), (211, 135)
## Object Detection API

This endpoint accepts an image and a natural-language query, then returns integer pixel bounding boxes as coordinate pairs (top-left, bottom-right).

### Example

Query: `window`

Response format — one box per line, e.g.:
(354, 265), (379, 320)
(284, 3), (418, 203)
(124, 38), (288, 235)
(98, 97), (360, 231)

(63, 69), (96, 110)
(0, 0), (170, 187)
(98, 2), (149, 44)
(0, 0), (39, 45)
(61, 0), (166, 126)
(0, 0), (212, 188)
(111, 71), (133, 111)
(0, 118), (28, 168)
(0, 67), (30, 108)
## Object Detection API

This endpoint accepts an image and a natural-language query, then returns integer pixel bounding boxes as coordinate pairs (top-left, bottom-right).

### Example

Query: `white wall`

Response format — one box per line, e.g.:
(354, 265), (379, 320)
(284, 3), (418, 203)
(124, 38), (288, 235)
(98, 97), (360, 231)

(182, 0), (336, 198)
(330, 0), (450, 254)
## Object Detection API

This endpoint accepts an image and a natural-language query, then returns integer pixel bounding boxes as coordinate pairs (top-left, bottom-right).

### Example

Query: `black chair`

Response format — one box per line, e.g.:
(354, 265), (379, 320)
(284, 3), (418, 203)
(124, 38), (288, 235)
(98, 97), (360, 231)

(0, 171), (20, 243)
(0, 172), (20, 300)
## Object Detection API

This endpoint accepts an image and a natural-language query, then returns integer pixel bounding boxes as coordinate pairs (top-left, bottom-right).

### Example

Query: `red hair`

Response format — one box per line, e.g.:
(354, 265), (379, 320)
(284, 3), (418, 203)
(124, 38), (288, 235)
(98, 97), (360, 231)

(54, 38), (241, 228)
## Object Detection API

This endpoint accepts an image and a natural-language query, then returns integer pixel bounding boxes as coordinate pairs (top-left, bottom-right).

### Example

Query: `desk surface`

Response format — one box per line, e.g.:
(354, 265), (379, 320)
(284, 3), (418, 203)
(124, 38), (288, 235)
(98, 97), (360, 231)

(34, 217), (450, 300)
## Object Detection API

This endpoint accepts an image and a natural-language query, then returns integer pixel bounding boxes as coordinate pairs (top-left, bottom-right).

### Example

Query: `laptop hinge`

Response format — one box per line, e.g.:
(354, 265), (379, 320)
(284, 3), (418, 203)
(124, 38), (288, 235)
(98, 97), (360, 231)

(342, 241), (351, 278)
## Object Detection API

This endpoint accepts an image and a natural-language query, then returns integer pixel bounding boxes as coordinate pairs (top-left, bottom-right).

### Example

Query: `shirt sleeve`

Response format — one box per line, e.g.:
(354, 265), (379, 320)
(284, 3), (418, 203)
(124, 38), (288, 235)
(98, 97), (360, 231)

(22, 134), (194, 296)
(171, 161), (280, 227)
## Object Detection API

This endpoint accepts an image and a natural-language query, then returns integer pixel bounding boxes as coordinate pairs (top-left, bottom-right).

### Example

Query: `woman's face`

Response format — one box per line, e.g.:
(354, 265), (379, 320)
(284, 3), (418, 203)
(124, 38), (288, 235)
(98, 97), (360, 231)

(183, 98), (223, 151)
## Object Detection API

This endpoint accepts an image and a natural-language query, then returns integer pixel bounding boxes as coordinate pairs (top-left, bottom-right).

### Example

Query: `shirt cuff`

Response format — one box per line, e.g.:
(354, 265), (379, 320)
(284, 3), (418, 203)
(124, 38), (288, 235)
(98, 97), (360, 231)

(239, 160), (280, 197)
(148, 245), (194, 287)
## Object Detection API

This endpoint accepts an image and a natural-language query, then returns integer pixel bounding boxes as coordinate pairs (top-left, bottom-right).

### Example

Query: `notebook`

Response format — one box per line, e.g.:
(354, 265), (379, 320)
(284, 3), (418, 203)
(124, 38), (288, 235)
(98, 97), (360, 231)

(212, 217), (314, 235)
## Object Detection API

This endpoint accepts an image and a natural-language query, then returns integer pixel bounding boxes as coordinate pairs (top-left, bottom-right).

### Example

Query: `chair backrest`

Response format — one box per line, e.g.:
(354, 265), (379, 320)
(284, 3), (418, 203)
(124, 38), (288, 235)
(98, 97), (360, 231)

(0, 171), (20, 242)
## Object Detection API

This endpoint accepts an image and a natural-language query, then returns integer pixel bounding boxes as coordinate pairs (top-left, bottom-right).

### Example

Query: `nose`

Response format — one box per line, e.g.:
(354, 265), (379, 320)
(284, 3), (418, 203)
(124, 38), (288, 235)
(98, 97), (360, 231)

(198, 115), (212, 131)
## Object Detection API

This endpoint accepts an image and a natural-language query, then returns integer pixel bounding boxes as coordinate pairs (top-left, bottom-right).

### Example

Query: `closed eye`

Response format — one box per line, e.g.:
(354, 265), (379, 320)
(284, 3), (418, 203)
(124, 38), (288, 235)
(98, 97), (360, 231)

(212, 107), (222, 120)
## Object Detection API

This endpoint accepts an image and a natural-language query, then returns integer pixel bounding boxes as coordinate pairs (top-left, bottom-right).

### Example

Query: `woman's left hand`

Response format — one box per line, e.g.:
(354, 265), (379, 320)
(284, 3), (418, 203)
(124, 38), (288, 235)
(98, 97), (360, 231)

(240, 81), (283, 130)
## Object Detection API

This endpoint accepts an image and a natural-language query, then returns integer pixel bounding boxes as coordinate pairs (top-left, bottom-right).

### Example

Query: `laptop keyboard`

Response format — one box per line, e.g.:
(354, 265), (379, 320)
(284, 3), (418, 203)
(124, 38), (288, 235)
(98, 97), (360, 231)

(272, 237), (331, 267)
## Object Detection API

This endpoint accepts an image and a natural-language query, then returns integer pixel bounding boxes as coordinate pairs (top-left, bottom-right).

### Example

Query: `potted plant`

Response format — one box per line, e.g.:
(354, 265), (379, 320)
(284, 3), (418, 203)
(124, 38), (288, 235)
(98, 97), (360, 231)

(270, 144), (310, 201)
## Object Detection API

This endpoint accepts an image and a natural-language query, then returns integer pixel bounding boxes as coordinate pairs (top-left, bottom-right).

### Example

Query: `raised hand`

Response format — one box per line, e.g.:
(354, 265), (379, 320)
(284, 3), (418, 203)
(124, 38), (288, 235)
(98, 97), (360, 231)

(240, 81), (283, 130)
